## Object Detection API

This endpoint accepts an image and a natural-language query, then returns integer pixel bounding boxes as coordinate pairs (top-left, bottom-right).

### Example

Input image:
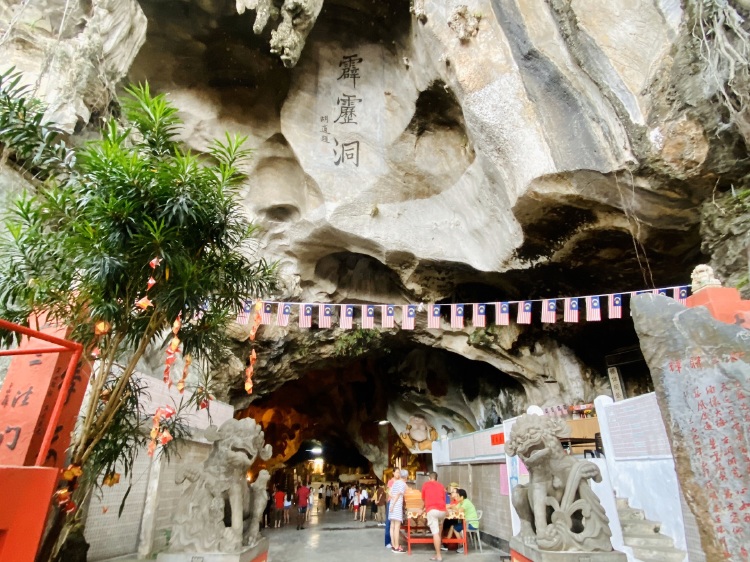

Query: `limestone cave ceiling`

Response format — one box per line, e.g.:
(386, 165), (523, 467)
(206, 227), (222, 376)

(4, 0), (750, 469)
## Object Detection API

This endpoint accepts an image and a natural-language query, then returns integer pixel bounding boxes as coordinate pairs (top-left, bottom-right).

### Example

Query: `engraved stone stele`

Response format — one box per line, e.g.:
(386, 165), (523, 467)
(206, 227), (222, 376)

(157, 418), (273, 562)
(506, 414), (626, 561)
(691, 264), (723, 294)
(631, 294), (750, 562)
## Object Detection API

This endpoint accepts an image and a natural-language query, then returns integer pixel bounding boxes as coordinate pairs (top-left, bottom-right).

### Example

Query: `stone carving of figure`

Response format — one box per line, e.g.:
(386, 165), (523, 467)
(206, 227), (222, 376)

(506, 414), (614, 552)
(399, 414), (438, 451)
(691, 264), (722, 293)
(169, 418), (273, 553)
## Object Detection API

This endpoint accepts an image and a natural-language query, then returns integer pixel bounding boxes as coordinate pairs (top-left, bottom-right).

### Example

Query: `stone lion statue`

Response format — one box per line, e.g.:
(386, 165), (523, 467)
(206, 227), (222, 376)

(691, 264), (722, 293)
(506, 414), (613, 552)
(169, 418), (273, 553)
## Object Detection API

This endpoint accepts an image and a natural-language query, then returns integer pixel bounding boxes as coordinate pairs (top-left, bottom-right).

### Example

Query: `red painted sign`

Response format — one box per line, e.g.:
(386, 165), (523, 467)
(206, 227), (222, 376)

(0, 318), (90, 468)
(491, 432), (505, 446)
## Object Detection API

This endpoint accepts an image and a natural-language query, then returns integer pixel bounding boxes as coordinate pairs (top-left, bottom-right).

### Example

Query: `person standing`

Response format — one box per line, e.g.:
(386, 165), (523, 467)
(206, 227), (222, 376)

(274, 486), (286, 528)
(283, 491), (292, 525)
(359, 487), (369, 522)
(295, 482), (310, 530)
(389, 469), (408, 553)
(385, 469), (397, 548)
(422, 472), (447, 561)
(325, 484), (332, 511)
(374, 483), (386, 524)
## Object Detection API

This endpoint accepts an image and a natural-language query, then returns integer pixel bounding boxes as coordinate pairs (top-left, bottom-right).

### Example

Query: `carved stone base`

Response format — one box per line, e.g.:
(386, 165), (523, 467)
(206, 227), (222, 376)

(510, 537), (627, 562)
(157, 538), (269, 562)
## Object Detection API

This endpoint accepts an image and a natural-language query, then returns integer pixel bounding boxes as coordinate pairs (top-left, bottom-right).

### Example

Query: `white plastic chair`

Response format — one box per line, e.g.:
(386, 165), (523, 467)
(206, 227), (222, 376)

(466, 510), (483, 552)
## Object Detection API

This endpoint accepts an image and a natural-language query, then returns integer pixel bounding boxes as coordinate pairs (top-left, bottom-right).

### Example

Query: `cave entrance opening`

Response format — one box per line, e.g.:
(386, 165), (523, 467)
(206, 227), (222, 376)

(236, 339), (527, 489)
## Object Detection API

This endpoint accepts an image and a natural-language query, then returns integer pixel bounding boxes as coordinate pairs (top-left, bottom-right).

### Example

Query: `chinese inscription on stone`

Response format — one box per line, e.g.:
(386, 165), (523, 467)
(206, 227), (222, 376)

(320, 53), (363, 168)
(631, 295), (750, 561)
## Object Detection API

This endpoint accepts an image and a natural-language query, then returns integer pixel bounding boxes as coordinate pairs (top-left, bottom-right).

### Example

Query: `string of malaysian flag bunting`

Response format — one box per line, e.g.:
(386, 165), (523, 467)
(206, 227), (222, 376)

(236, 285), (690, 330)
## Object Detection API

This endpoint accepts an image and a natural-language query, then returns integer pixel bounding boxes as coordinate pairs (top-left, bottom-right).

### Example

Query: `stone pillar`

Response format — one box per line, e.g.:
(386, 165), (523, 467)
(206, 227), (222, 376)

(138, 451), (164, 559)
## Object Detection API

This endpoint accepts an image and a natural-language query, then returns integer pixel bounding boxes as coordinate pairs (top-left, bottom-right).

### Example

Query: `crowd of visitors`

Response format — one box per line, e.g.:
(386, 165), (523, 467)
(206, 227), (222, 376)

(261, 481), (387, 530)
(259, 473), (478, 560)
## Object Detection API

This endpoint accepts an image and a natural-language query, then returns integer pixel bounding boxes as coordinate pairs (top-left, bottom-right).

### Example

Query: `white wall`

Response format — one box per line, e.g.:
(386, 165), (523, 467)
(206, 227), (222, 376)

(595, 394), (703, 560)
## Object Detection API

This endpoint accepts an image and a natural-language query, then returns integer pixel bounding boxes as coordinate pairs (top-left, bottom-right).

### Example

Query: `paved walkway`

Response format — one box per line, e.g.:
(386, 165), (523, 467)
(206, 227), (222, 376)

(106, 503), (503, 561)
(266, 506), (502, 562)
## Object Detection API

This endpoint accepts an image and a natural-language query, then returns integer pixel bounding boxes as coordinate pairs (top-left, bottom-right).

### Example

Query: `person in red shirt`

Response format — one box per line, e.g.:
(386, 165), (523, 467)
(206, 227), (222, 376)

(296, 483), (310, 530)
(274, 487), (286, 528)
(421, 472), (447, 561)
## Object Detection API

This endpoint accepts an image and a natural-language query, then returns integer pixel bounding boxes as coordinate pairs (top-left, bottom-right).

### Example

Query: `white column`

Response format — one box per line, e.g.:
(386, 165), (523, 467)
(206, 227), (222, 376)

(137, 450), (164, 559)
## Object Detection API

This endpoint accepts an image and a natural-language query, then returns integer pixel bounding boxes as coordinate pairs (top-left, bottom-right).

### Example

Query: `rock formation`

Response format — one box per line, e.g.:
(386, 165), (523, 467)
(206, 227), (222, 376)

(1, 0), (749, 471)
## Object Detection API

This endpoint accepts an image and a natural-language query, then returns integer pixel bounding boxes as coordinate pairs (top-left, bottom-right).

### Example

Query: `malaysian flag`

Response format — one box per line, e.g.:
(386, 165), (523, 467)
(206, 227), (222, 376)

(674, 286), (688, 305)
(608, 294), (622, 319)
(402, 305), (416, 330)
(236, 301), (252, 325)
(541, 299), (557, 323)
(451, 304), (464, 329)
(564, 298), (579, 323)
(517, 301), (531, 324)
(277, 303), (291, 326)
(473, 303), (486, 327)
(382, 305), (395, 328)
(362, 304), (375, 329)
(586, 296), (601, 321)
(497, 302), (510, 325)
(656, 288), (668, 296)
(299, 303), (313, 328)
(428, 304), (441, 329)
(260, 302), (273, 324)
(340, 304), (354, 329)
(319, 304), (333, 328)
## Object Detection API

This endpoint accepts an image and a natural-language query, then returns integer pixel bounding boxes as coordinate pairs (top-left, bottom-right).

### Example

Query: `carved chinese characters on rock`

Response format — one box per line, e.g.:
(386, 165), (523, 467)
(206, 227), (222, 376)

(676, 353), (750, 559)
(319, 53), (363, 169)
(630, 295), (750, 562)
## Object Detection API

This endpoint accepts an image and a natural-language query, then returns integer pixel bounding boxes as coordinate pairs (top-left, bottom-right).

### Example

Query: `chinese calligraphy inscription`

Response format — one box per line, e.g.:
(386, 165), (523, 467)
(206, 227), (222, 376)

(632, 294), (750, 561)
(318, 53), (365, 169)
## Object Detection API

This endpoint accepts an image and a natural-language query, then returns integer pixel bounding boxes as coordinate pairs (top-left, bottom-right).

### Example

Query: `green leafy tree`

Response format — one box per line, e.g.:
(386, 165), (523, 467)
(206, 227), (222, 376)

(0, 69), (276, 560)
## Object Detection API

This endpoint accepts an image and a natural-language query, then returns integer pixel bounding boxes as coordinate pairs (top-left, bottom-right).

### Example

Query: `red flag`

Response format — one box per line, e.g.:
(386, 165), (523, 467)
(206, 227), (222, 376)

(541, 299), (557, 323)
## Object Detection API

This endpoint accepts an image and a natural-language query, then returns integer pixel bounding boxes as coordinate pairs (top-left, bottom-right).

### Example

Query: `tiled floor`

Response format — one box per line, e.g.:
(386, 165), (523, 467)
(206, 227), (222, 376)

(105, 506), (502, 561)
